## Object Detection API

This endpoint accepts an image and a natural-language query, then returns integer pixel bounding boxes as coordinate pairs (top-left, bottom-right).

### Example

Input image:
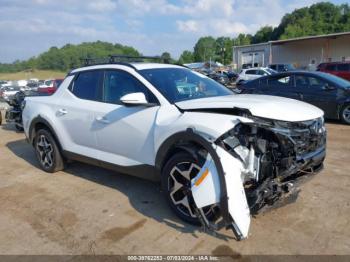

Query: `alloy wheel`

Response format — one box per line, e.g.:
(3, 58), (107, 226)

(168, 161), (212, 218)
(343, 105), (350, 123)
(36, 135), (54, 168)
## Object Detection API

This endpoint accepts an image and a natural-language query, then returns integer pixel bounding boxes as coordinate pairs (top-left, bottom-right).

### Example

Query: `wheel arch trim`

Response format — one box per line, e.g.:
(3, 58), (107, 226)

(28, 115), (63, 151)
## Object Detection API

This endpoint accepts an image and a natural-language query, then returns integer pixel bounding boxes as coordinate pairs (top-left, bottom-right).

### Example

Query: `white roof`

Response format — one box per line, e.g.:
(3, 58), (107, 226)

(243, 67), (269, 70)
(71, 63), (182, 73)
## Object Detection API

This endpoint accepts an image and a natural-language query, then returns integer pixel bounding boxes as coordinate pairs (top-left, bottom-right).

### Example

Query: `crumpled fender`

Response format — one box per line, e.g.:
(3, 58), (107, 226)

(191, 144), (251, 239)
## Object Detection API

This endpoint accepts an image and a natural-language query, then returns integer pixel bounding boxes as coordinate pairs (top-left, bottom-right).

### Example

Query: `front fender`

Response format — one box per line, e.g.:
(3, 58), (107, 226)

(156, 128), (251, 240)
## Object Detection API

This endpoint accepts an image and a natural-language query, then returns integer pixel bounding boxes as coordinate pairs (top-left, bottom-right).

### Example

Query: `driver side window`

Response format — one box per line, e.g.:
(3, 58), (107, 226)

(103, 70), (157, 105)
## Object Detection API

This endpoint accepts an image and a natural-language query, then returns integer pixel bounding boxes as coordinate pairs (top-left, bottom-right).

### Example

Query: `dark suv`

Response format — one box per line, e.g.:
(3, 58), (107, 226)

(317, 62), (350, 81)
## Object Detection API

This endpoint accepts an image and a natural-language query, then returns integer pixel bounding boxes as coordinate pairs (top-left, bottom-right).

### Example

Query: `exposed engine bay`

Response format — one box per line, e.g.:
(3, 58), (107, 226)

(190, 115), (326, 240)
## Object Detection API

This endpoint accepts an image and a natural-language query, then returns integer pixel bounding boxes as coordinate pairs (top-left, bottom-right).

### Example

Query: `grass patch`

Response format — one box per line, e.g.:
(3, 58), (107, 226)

(0, 70), (66, 81)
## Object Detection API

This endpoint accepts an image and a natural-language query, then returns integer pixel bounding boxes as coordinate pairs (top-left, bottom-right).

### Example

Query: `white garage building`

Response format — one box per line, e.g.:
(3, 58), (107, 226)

(232, 31), (350, 70)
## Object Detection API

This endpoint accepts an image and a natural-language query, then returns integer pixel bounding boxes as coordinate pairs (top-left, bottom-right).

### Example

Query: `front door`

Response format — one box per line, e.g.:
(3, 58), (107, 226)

(93, 69), (160, 168)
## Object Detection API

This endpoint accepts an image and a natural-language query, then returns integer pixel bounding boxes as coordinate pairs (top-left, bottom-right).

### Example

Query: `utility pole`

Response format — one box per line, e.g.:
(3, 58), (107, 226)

(220, 46), (226, 65)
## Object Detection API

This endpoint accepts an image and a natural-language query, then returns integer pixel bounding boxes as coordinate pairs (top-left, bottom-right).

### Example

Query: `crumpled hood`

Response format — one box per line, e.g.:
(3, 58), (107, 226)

(175, 94), (324, 122)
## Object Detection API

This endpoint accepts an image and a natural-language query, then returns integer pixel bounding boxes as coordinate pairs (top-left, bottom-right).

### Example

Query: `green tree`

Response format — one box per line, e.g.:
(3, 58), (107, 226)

(178, 50), (194, 64)
(252, 26), (274, 43)
(234, 34), (253, 46)
(160, 52), (172, 63)
(193, 36), (216, 62)
(215, 37), (233, 65)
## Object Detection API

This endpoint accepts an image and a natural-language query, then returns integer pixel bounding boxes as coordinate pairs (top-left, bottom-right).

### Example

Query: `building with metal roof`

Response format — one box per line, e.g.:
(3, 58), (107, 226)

(232, 31), (350, 71)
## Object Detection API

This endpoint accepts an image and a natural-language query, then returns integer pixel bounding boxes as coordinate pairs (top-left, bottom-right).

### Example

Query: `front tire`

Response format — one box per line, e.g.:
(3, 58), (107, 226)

(34, 129), (65, 173)
(340, 104), (350, 125)
(162, 152), (215, 225)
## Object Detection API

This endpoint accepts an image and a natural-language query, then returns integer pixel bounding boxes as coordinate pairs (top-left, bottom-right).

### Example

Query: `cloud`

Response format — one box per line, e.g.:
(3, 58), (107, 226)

(0, 0), (337, 62)
(176, 20), (199, 33)
(87, 0), (117, 12)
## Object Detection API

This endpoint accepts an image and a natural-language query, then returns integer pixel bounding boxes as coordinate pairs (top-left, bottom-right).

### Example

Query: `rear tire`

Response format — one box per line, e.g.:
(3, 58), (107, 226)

(340, 104), (350, 125)
(161, 151), (215, 225)
(34, 129), (65, 173)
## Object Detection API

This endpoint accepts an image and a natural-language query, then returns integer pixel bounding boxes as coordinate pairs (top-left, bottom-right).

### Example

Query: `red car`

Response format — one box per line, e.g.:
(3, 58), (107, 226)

(317, 62), (350, 81)
(38, 79), (64, 95)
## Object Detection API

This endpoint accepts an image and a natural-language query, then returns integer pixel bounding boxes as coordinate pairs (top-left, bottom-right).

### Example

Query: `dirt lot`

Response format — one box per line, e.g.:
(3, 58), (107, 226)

(0, 118), (349, 255)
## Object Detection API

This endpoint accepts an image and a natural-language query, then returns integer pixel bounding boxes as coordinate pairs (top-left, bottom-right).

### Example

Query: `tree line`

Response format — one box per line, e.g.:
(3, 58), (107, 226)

(178, 2), (350, 65)
(1, 2), (349, 73)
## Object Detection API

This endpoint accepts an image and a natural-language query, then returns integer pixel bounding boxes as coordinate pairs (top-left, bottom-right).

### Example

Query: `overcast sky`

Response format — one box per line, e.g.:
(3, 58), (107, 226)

(0, 0), (346, 63)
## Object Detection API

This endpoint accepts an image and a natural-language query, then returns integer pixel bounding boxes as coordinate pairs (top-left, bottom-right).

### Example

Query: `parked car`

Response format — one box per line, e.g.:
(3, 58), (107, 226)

(23, 60), (326, 240)
(37, 79), (63, 95)
(239, 71), (350, 124)
(26, 82), (40, 92)
(215, 70), (238, 84)
(236, 67), (276, 84)
(0, 80), (9, 87)
(268, 63), (296, 72)
(208, 71), (230, 85)
(317, 62), (350, 81)
(0, 86), (21, 101)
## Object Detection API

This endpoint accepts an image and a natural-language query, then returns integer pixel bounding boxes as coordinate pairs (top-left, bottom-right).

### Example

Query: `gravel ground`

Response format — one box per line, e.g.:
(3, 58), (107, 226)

(0, 121), (349, 255)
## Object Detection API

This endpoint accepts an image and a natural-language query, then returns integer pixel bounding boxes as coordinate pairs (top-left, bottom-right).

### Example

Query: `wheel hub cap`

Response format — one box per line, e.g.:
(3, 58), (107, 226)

(168, 162), (213, 219)
(343, 106), (350, 123)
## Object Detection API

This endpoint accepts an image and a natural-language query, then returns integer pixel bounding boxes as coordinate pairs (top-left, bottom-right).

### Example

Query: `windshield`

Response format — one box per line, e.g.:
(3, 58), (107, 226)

(318, 72), (350, 88)
(139, 68), (233, 103)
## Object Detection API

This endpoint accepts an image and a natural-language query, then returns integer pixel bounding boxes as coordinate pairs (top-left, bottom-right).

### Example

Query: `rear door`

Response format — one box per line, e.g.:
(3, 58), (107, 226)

(260, 74), (300, 99)
(295, 74), (338, 118)
(56, 70), (103, 157)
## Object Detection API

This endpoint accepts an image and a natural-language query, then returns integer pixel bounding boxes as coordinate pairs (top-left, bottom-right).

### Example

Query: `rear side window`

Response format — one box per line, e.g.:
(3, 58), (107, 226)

(70, 70), (103, 101)
(337, 64), (350, 71)
(268, 76), (292, 87)
(246, 70), (256, 75)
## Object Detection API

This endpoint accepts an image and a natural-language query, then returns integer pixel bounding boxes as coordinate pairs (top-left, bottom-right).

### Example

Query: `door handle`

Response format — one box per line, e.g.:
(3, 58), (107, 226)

(57, 108), (67, 115)
(95, 116), (110, 124)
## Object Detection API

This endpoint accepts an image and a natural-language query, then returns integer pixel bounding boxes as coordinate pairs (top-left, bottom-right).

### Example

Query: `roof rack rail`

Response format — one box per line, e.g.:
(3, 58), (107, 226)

(80, 55), (170, 67)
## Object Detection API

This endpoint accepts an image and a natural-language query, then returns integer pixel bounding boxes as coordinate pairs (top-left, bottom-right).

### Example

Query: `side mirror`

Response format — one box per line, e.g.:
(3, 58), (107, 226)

(120, 92), (149, 106)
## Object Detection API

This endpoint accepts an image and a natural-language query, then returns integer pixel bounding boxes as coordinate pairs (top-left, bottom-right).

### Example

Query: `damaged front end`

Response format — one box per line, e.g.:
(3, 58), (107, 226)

(190, 116), (326, 240)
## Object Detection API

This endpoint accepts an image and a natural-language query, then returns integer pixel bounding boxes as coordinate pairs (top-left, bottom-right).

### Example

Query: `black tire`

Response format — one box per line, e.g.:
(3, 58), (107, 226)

(34, 128), (65, 173)
(340, 104), (350, 125)
(161, 151), (215, 225)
